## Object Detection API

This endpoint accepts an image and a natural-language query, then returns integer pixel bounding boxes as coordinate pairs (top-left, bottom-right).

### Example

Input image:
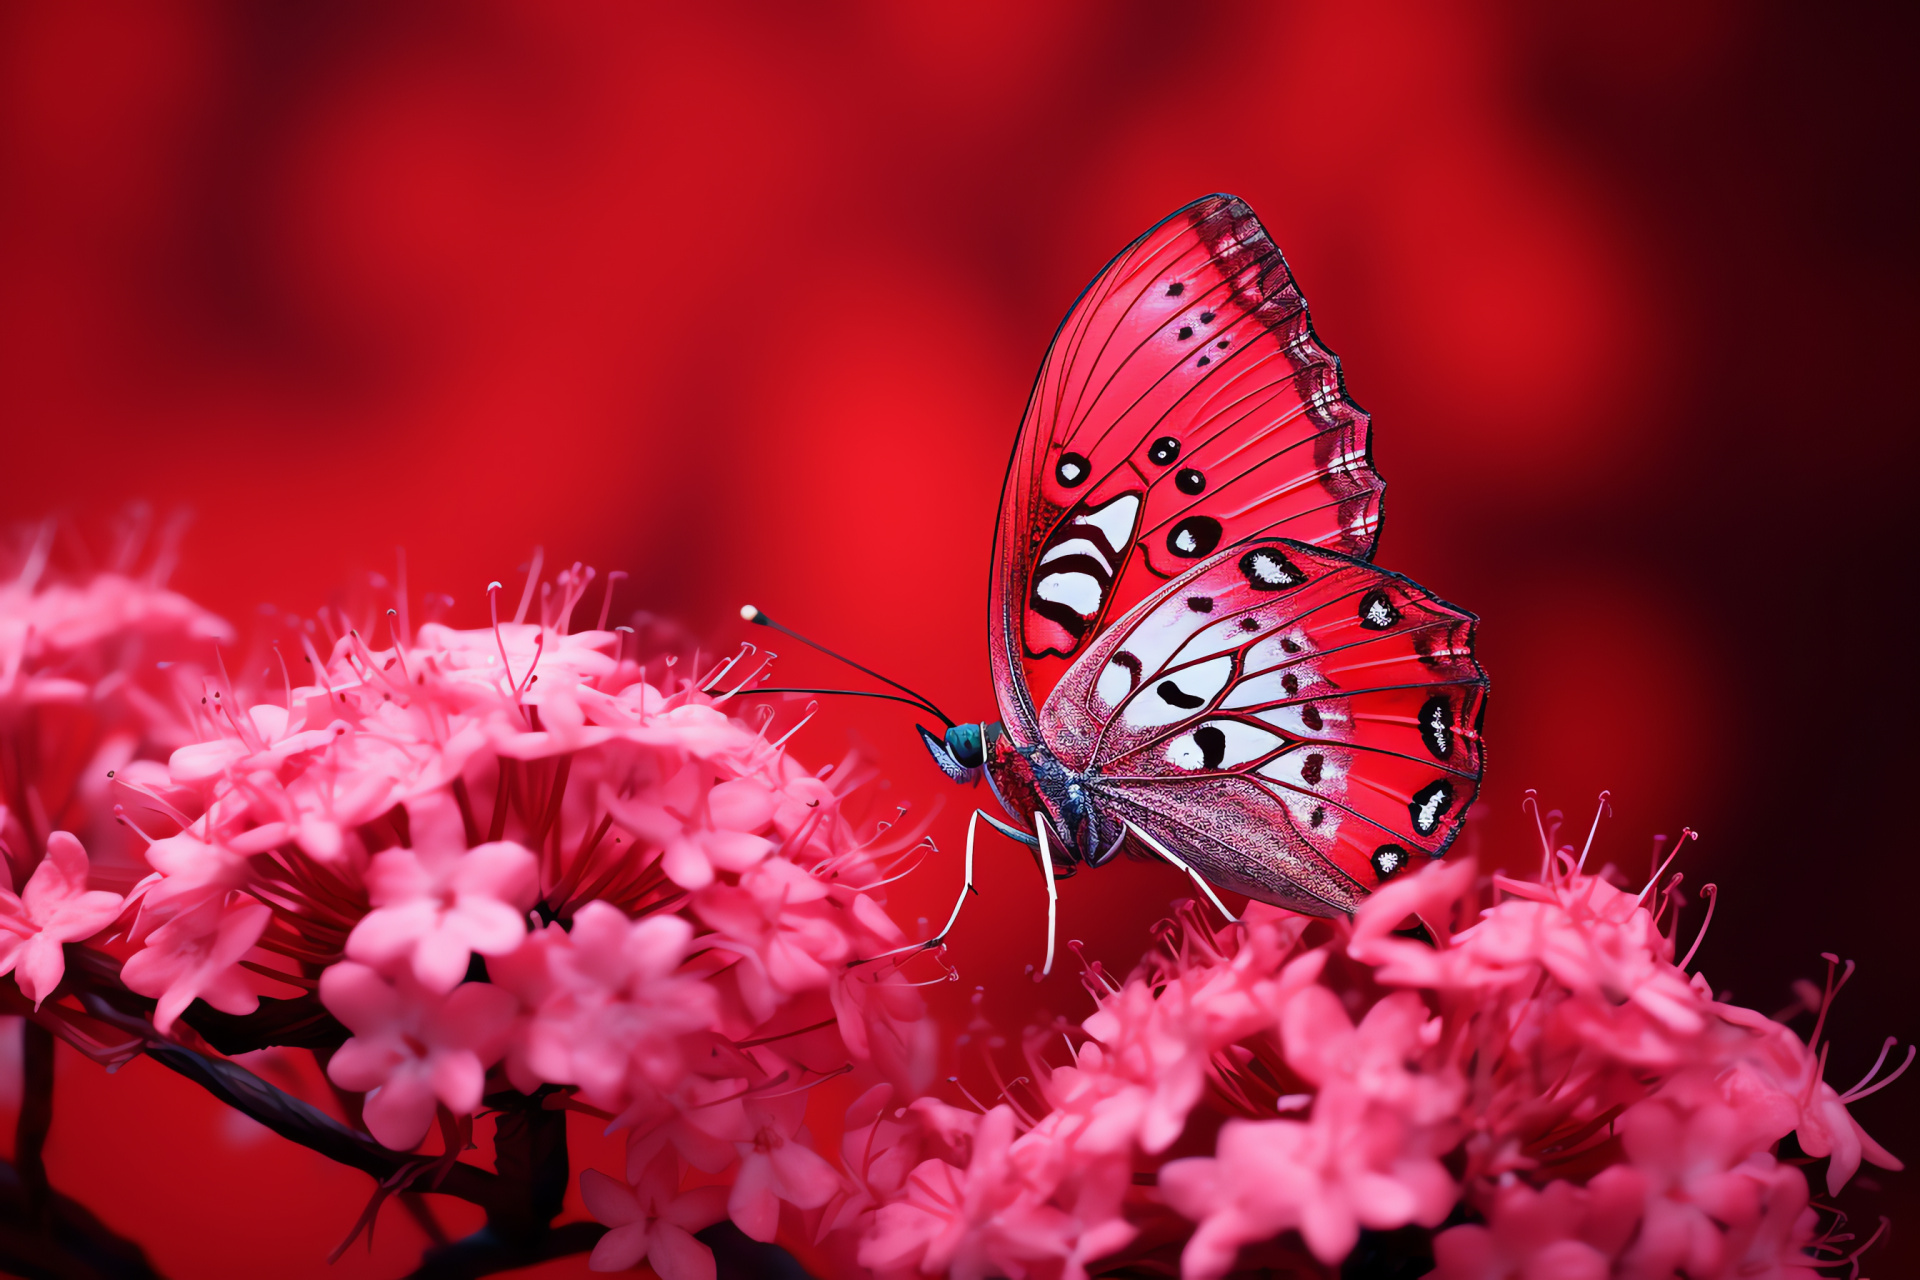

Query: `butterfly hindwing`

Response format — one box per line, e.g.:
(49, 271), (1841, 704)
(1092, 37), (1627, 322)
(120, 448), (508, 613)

(990, 195), (1385, 736)
(1038, 538), (1486, 912)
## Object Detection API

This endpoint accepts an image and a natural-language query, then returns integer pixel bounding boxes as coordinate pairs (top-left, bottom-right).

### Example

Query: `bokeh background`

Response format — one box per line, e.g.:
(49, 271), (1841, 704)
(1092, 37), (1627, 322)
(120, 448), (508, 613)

(2, 1), (1915, 1275)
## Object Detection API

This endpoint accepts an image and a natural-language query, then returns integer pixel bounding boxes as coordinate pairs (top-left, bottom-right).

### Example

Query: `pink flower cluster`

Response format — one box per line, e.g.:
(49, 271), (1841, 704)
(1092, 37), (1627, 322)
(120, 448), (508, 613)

(0, 544), (1904, 1278)
(849, 832), (1905, 1279)
(0, 522), (231, 869)
(0, 526), (227, 1021)
(91, 565), (936, 1276)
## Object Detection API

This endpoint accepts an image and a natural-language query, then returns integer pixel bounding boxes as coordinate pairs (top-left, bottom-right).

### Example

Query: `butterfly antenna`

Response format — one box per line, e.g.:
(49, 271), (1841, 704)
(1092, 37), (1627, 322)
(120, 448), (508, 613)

(739, 605), (956, 729)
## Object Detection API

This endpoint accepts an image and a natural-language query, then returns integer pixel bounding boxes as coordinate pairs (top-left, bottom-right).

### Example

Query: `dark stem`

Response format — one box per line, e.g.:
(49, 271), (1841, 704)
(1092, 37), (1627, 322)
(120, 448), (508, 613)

(16, 1020), (53, 1224)
(400, 1192), (451, 1248)
(488, 758), (514, 843)
(72, 989), (501, 1212)
(0, 1155), (169, 1279)
(405, 1221), (607, 1279)
(452, 775), (481, 848)
(484, 1093), (568, 1245)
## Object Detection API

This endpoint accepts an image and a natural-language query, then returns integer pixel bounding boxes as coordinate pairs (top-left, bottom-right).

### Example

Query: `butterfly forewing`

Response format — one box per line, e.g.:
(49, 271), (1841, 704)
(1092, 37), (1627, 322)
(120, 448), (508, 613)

(1039, 539), (1486, 913)
(990, 195), (1385, 737)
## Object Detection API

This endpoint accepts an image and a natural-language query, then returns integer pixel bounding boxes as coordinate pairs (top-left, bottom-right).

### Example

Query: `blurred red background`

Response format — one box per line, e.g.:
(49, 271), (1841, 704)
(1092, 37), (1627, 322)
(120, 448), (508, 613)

(1, 2), (1915, 1274)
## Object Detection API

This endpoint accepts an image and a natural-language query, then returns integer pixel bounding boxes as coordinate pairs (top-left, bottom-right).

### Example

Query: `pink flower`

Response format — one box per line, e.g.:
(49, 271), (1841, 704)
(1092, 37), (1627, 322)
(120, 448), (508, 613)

(859, 1105), (1084, 1280)
(822, 1083), (921, 1236)
(490, 902), (714, 1112)
(320, 960), (518, 1149)
(1788, 1068), (1904, 1196)
(1162, 1091), (1457, 1275)
(694, 857), (847, 1011)
(0, 832), (125, 1007)
(726, 1090), (840, 1242)
(1064, 933), (1318, 1158)
(120, 892), (271, 1033)
(1430, 1169), (1646, 1279)
(601, 771), (777, 893)
(345, 840), (538, 991)
(580, 1151), (728, 1278)
(0, 552), (230, 713)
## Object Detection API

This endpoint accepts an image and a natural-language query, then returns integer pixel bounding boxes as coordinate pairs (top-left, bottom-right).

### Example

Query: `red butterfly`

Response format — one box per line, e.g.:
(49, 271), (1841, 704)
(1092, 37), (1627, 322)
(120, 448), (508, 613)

(754, 194), (1485, 973)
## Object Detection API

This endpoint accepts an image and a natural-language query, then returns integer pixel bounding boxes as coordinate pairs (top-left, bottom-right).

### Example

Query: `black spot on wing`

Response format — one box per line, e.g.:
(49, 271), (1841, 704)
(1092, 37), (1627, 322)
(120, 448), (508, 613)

(1409, 780), (1454, 836)
(1239, 547), (1306, 591)
(1156, 680), (1205, 710)
(1194, 725), (1226, 770)
(1419, 696), (1454, 760)
(1166, 516), (1222, 559)
(1149, 436), (1181, 466)
(1056, 452), (1090, 488)
(1185, 596), (1213, 613)
(1371, 843), (1409, 878)
(1031, 596), (1090, 640)
(1359, 589), (1401, 630)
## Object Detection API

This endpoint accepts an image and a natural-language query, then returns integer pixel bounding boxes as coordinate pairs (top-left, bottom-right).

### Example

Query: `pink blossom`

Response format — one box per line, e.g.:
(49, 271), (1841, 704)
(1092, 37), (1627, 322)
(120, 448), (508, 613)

(1430, 1170), (1645, 1279)
(860, 1106), (1081, 1280)
(320, 960), (518, 1149)
(1161, 1091), (1457, 1274)
(822, 1083), (921, 1237)
(0, 832), (125, 1007)
(853, 807), (1904, 1277)
(599, 769), (779, 893)
(0, 548), (231, 713)
(490, 901), (714, 1111)
(579, 1152), (728, 1278)
(726, 1090), (841, 1242)
(694, 857), (848, 1012)
(344, 840), (538, 991)
(120, 892), (270, 1033)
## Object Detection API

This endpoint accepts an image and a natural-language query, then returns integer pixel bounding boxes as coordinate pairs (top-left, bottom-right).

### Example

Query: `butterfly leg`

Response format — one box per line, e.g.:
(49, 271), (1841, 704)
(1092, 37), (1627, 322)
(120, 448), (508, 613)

(856, 808), (1006, 964)
(1033, 813), (1061, 979)
(978, 808), (1039, 848)
(1122, 820), (1239, 924)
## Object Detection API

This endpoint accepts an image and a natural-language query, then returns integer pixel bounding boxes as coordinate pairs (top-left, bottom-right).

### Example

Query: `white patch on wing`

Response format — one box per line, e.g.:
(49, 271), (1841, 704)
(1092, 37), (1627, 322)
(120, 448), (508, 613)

(1075, 495), (1140, 552)
(1094, 660), (1134, 709)
(1220, 666), (1324, 710)
(1245, 629), (1315, 672)
(1116, 601), (1204, 679)
(1258, 746), (1349, 793)
(1272, 786), (1341, 846)
(1171, 616), (1258, 666)
(1040, 538), (1114, 572)
(1036, 572), (1102, 617)
(1120, 655), (1234, 729)
(1256, 701), (1351, 738)
(1162, 720), (1282, 771)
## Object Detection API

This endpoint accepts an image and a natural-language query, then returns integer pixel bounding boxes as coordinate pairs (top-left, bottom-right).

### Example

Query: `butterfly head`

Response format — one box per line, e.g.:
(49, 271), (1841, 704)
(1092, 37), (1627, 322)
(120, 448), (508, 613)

(918, 722), (987, 783)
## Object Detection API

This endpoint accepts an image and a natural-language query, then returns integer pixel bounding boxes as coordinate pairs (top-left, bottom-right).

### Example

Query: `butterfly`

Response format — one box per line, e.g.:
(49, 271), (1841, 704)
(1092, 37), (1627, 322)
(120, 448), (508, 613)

(747, 194), (1486, 974)
(909, 194), (1486, 965)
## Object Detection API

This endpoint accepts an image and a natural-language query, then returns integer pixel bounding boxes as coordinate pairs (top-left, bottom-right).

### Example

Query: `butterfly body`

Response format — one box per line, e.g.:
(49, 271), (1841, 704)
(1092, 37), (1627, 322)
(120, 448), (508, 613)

(922, 194), (1488, 920)
(920, 721), (1115, 870)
